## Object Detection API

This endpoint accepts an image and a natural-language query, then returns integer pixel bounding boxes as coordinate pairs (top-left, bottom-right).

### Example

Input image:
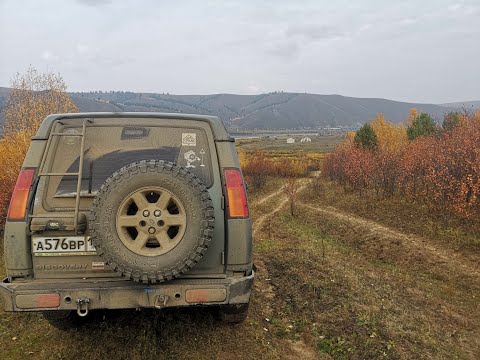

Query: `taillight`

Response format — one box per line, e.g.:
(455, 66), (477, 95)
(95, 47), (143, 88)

(224, 169), (248, 218)
(7, 169), (35, 221)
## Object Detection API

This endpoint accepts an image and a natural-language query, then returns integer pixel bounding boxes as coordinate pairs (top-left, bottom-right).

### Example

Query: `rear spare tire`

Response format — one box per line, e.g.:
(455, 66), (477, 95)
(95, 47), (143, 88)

(89, 160), (214, 283)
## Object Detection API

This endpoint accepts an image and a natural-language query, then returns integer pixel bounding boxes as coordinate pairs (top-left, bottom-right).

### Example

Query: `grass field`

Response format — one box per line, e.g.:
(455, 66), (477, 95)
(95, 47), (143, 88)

(236, 135), (344, 153)
(1, 137), (479, 359)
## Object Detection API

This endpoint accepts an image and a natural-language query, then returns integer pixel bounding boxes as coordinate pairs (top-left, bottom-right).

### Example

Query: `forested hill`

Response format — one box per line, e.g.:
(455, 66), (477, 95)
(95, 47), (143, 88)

(0, 87), (471, 129)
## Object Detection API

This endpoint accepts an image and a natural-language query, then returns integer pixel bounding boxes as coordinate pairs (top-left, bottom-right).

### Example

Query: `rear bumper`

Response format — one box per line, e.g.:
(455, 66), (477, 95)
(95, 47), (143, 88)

(0, 272), (253, 312)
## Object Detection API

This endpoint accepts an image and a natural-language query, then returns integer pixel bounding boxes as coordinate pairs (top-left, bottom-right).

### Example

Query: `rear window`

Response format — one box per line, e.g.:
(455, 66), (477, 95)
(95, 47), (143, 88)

(44, 124), (213, 197)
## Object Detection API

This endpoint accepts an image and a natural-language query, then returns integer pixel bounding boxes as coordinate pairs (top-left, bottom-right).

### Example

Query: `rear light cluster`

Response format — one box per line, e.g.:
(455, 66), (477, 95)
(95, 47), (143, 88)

(7, 169), (35, 221)
(224, 169), (248, 218)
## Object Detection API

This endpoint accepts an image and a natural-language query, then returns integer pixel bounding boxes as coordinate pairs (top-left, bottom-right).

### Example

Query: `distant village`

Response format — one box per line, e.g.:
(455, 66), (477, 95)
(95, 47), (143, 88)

(229, 126), (354, 140)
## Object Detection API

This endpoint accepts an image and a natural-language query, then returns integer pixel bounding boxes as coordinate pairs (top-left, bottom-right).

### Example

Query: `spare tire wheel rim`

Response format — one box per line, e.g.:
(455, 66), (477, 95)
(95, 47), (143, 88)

(115, 186), (187, 257)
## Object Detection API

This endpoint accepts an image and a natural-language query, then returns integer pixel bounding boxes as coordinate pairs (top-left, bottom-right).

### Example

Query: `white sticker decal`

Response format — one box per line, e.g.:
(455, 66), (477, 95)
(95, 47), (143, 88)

(64, 129), (80, 145)
(184, 150), (200, 168)
(200, 149), (206, 167)
(182, 133), (196, 146)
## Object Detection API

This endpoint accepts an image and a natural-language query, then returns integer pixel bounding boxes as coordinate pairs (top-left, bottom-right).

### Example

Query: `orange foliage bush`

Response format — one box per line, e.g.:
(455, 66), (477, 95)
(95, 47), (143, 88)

(0, 68), (78, 228)
(240, 150), (311, 190)
(275, 156), (309, 178)
(241, 150), (276, 189)
(324, 112), (480, 218)
(401, 117), (480, 216)
(323, 142), (375, 194)
(0, 132), (31, 226)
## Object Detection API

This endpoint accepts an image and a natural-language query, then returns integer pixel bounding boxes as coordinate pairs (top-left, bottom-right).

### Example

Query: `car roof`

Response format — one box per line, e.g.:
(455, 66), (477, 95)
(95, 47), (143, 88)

(33, 112), (233, 141)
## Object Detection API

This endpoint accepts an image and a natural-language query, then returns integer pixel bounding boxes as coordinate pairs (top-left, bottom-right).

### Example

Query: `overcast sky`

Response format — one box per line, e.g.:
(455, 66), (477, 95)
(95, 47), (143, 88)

(0, 0), (479, 103)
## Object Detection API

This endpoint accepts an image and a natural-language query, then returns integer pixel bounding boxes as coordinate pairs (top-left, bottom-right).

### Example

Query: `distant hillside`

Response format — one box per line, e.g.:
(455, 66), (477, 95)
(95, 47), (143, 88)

(0, 87), (8, 125)
(441, 101), (480, 110)
(0, 87), (458, 130)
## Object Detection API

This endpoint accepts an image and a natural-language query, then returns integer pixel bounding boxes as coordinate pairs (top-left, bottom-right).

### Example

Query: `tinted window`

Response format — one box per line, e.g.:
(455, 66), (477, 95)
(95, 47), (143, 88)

(46, 124), (213, 196)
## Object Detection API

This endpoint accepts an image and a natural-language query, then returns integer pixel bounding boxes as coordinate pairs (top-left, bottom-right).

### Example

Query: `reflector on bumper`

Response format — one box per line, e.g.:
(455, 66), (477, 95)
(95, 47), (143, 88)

(16, 294), (60, 309)
(185, 288), (227, 303)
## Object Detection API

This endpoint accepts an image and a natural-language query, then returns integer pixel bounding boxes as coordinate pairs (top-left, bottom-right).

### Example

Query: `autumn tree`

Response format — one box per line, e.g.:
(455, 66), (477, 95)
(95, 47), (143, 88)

(370, 113), (407, 153)
(345, 131), (356, 142)
(442, 111), (461, 132)
(3, 67), (78, 138)
(283, 178), (300, 216)
(241, 150), (276, 189)
(406, 108), (418, 126)
(325, 110), (480, 217)
(0, 67), (78, 226)
(474, 111), (480, 122)
(354, 123), (378, 150)
(407, 112), (436, 140)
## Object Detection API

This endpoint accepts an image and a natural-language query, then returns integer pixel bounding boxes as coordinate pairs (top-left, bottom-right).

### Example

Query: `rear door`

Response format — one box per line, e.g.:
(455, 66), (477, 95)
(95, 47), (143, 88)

(30, 117), (226, 279)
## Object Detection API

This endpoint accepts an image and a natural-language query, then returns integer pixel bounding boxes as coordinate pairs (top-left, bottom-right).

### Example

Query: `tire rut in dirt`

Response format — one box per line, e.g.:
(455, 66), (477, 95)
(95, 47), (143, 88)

(303, 204), (480, 279)
(89, 160), (214, 283)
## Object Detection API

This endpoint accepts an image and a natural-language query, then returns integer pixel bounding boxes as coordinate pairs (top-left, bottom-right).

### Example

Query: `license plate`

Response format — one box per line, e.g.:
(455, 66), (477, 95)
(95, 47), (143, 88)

(32, 236), (96, 256)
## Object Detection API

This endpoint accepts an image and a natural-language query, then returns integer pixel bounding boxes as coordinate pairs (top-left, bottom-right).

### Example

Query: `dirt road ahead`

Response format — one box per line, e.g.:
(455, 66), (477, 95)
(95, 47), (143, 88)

(1, 178), (478, 359)
(251, 180), (479, 359)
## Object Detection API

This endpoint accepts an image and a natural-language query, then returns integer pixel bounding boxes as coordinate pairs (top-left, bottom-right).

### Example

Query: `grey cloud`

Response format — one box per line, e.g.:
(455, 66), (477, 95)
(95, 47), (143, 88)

(267, 40), (301, 59)
(1, 0), (479, 103)
(266, 23), (347, 59)
(76, 0), (111, 6)
(286, 23), (346, 41)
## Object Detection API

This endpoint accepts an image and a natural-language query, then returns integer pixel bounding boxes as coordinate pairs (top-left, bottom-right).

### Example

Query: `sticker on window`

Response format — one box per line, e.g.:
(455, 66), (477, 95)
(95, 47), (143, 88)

(199, 149), (206, 167)
(182, 133), (196, 146)
(184, 150), (200, 168)
(64, 129), (80, 145)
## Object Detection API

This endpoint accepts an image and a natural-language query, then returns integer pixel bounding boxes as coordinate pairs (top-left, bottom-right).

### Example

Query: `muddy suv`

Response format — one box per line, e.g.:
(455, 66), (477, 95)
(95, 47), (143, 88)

(1, 112), (253, 326)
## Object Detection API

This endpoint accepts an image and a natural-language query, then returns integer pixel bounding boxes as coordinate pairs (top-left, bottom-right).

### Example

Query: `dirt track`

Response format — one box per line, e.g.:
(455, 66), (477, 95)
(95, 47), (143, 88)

(251, 180), (480, 359)
(302, 204), (480, 280)
(251, 182), (318, 360)
(1, 178), (478, 359)
(254, 178), (479, 283)
(253, 183), (306, 237)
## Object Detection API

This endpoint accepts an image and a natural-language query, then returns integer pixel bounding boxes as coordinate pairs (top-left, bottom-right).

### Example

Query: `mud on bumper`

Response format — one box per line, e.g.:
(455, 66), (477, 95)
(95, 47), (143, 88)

(0, 272), (254, 313)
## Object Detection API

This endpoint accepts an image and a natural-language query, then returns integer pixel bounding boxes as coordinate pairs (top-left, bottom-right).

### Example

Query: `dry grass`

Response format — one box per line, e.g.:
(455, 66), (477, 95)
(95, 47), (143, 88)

(0, 305), (281, 359)
(0, 185), (284, 360)
(1, 173), (479, 359)
(304, 177), (480, 259)
(0, 179), (299, 360)
(236, 135), (343, 153)
(255, 205), (479, 359)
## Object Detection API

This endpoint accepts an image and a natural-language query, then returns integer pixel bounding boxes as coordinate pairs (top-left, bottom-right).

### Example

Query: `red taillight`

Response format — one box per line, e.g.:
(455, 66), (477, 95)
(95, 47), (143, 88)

(224, 169), (248, 218)
(7, 169), (35, 221)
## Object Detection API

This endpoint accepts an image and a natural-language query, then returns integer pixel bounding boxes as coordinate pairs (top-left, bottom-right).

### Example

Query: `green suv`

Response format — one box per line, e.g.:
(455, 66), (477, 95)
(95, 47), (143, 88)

(1, 112), (253, 327)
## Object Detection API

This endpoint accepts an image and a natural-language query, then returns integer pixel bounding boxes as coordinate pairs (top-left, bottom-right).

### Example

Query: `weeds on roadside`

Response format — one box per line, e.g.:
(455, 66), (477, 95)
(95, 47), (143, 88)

(309, 174), (324, 196)
(240, 150), (314, 191)
(283, 178), (300, 216)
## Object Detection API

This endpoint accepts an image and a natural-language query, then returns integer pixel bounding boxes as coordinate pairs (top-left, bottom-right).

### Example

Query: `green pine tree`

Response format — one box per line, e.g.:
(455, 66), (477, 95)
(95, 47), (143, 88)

(354, 123), (378, 150)
(407, 113), (436, 140)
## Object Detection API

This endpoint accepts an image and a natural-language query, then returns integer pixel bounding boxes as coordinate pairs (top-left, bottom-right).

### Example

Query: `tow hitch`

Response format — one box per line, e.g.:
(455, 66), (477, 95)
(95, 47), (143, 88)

(154, 295), (169, 309)
(76, 298), (90, 317)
